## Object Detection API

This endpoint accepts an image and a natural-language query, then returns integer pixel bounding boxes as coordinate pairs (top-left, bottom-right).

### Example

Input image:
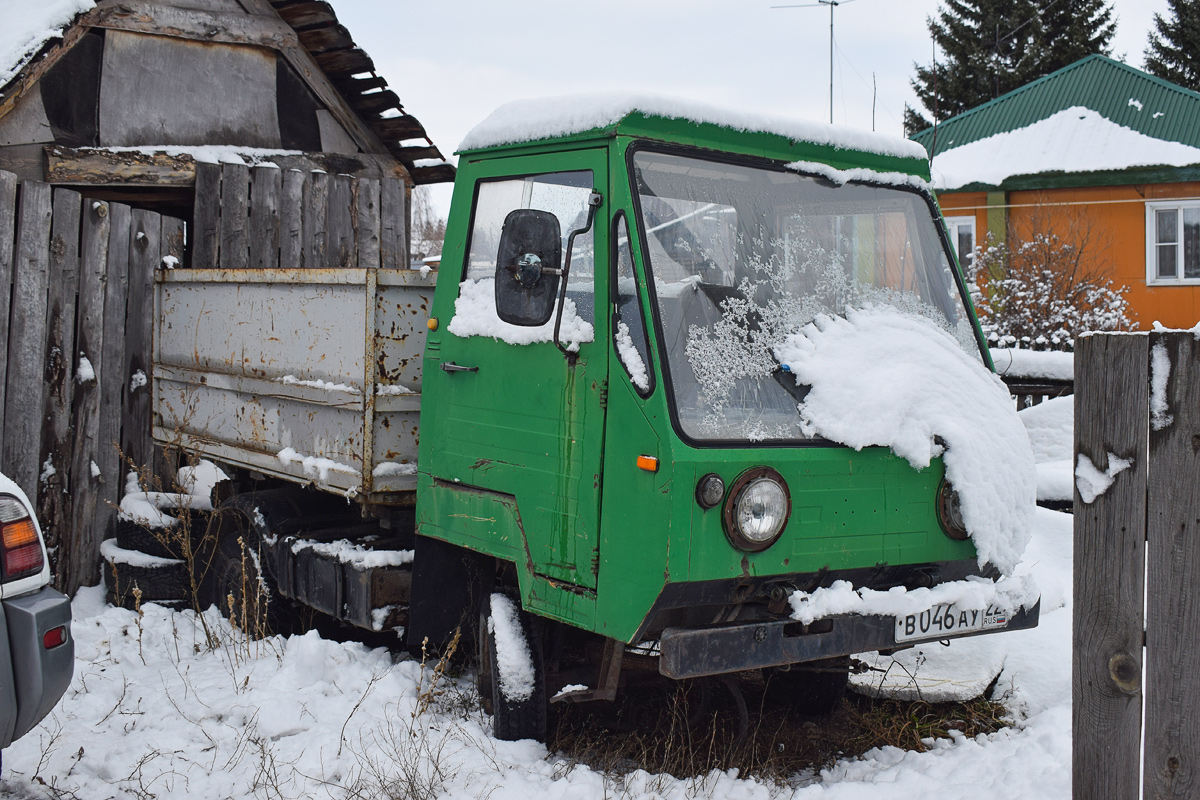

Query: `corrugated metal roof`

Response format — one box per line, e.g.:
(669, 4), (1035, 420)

(910, 55), (1200, 158)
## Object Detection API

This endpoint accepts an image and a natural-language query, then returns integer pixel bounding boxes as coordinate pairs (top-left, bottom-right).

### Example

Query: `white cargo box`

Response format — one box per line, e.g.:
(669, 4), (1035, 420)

(153, 267), (433, 502)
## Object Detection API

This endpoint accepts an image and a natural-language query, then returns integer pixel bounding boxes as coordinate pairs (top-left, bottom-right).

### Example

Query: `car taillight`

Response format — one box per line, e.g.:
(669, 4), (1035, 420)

(0, 496), (44, 582)
(43, 625), (66, 649)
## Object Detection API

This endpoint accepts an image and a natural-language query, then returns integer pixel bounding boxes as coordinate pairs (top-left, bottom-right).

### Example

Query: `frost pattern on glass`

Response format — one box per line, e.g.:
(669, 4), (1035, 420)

(635, 151), (980, 442)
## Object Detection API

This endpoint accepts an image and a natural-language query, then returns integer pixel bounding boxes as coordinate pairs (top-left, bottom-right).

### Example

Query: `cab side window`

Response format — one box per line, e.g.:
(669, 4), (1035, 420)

(612, 214), (653, 394)
(463, 171), (596, 324)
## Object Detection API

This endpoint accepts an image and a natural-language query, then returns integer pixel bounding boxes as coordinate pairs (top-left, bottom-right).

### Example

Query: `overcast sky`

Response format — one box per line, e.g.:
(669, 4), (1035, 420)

(335, 0), (1170, 214)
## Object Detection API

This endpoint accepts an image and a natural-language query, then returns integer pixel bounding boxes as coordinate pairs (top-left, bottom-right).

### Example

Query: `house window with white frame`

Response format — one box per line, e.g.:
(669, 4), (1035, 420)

(1147, 200), (1200, 283)
(944, 215), (976, 273)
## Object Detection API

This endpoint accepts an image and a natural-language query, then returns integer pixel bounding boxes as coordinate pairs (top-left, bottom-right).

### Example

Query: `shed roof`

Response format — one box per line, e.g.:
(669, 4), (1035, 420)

(0, 0), (454, 184)
(910, 55), (1200, 159)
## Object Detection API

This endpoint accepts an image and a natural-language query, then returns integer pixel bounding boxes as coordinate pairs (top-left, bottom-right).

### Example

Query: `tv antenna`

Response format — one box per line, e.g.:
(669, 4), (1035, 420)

(771, 0), (860, 124)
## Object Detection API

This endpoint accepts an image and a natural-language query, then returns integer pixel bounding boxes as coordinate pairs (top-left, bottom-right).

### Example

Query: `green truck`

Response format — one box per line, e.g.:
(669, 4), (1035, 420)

(151, 98), (1039, 742)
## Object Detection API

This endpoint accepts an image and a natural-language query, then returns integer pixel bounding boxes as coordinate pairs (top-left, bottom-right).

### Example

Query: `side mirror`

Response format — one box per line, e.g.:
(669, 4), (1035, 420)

(494, 209), (562, 326)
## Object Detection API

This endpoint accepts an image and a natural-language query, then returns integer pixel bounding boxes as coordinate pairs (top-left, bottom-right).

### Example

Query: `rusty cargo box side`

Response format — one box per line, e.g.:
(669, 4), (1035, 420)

(153, 267), (433, 502)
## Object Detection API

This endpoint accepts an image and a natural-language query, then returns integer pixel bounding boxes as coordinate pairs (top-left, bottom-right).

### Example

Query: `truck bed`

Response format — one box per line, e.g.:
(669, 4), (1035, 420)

(153, 267), (434, 503)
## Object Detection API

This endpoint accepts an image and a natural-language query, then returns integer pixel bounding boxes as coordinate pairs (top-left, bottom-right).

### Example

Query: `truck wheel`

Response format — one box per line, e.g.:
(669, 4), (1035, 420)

(478, 593), (547, 741)
(208, 513), (292, 637)
(767, 658), (850, 717)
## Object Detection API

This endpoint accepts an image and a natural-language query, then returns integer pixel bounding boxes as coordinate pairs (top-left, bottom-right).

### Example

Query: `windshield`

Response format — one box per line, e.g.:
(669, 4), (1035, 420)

(632, 149), (981, 443)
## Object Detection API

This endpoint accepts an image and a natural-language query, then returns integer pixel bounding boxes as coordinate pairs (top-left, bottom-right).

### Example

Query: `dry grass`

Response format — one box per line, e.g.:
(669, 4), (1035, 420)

(547, 670), (1008, 785)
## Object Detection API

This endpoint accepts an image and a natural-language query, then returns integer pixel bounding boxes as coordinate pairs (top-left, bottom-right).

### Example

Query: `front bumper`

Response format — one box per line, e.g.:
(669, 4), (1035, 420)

(0, 586), (73, 747)
(658, 600), (1040, 679)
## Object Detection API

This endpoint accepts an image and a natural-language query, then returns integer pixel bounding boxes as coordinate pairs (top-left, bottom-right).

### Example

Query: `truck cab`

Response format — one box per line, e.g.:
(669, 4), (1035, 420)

(416, 100), (1038, 734)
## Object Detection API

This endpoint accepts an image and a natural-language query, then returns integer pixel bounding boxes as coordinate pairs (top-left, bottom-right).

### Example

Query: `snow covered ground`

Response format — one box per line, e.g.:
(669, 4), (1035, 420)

(0, 506), (1072, 800)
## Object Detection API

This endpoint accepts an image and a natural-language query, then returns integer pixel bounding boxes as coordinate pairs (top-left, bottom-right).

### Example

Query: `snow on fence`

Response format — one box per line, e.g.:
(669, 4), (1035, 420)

(0, 168), (183, 595)
(190, 162), (407, 270)
(1073, 332), (1199, 799)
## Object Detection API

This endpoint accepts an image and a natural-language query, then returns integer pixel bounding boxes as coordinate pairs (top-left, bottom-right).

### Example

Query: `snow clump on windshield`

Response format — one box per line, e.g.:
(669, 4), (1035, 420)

(775, 306), (1036, 574)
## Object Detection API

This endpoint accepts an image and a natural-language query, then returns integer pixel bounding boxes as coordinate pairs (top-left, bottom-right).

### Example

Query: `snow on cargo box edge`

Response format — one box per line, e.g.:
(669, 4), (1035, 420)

(775, 307), (1036, 575)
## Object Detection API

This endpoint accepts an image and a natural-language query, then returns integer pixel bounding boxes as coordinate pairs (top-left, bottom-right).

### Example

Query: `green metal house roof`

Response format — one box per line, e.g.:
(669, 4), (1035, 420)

(910, 55), (1200, 160)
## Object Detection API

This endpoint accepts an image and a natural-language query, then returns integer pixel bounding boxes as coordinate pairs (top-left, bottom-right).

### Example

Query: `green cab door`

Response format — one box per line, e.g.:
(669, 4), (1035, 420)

(424, 150), (609, 591)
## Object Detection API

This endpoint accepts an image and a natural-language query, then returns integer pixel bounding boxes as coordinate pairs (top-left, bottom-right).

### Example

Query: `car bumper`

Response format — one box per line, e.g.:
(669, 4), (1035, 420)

(658, 600), (1040, 679)
(0, 586), (73, 747)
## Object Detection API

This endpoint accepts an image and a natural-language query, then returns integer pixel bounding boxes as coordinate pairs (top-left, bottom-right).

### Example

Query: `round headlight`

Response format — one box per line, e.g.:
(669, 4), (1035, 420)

(723, 468), (790, 552)
(937, 480), (969, 541)
(696, 473), (725, 509)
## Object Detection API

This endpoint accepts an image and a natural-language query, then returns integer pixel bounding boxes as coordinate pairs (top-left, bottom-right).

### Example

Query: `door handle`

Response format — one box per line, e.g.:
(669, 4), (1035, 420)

(441, 362), (479, 373)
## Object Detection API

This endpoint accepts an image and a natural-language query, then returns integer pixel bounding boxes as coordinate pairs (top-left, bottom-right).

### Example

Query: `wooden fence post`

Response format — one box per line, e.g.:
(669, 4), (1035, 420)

(1145, 332), (1200, 797)
(192, 162), (220, 269)
(66, 198), (111, 592)
(1073, 333), (1148, 800)
(121, 208), (161, 481)
(218, 163), (249, 270)
(280, 169), (305, 268)
(39, 188), (82, 588)
(357, 177), (381, 269)
(96, 202), (131, 541)
(380, 176), (406, 269)
(327, 173), (356, 268)
(0, 171), (17, 456)
(249, 164), (281, 269)
(3, 180), (53, 497)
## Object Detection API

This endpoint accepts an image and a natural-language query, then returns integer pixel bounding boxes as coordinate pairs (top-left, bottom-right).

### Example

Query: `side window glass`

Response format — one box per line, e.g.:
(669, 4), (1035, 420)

(613, 214), (653, 394)
(463, 171), (596, 325)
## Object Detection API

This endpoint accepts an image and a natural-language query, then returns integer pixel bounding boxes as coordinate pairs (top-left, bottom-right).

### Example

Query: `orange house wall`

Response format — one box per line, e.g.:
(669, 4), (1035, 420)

(937, 182), (1200, 330)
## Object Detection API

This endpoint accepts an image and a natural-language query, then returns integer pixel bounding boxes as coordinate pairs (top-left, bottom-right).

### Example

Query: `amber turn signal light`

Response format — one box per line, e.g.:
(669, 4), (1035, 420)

(636, 455), (659, 472)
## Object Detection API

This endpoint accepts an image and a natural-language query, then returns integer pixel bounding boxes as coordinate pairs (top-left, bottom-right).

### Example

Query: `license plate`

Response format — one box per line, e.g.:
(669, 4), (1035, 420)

(894, 603), (1009, 643)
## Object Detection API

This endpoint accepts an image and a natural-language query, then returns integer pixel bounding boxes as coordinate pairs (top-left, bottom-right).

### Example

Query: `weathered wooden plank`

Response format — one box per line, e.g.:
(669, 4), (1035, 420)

(1072, 333), (1148, 800)
(297, 25), (354, 54)
(1145, 332), (1200, 798)
(192, 161), (220, 269)
(248, 165), (282, 269)
(372, 116), (426, 143)
(0, 11), (93, 128)
(121, 209), (161, 478)
(66, 197), (111, 594)
(235, 0), (388, 156)
(327, 174), (356, 268)
(89, 1), (298, 49)
(379, 176), (407, 269)
(274, 1), (337, 30)
(2, 181), (53, 497)
(162, 215), (185, 268)
(304, 170), (329, 269)
(356, 177), (381, 269)
(0, 171), (17, 456)
(349, 90), (400, 117)
(280, 169), (305, 268)
(409, 164), (456, 186)
(218, 164), (250, 269)
(96, 202), (131, 547)
(46, 146), (196, 186)
(38, 188), (82, 587)
(391, 145), (443, 163)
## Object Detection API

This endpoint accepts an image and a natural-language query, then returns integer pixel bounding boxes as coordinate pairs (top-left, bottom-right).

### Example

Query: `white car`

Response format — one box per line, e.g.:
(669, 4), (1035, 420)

(0, 473), (72, 753)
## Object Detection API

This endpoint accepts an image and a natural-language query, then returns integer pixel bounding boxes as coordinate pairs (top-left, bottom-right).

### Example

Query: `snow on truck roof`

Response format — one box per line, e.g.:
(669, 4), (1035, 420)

(459, 92), (930, 162)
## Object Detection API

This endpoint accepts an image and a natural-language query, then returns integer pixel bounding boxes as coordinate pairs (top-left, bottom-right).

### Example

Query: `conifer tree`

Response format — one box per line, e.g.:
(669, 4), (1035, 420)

(1145, 0), (1200, 92)
(907, 0), (1115, 136)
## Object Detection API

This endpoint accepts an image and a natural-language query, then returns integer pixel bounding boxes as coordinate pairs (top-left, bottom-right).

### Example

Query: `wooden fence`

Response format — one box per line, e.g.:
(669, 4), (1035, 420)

(1073, 331), (1199, 799)
(190, 162), (406, 270)
(0, 163), (409, 596)
(0, 169), (182, 595)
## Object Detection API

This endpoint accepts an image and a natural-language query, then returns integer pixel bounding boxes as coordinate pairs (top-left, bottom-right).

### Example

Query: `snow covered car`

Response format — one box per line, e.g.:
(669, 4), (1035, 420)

(0, 473), (72, 752)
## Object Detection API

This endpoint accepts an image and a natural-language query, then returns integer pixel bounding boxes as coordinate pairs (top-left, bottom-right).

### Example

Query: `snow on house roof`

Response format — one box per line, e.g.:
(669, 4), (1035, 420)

(0, 1), (94, 89)
(930, 106), (1200, 190)
(459, 92), (929, 162)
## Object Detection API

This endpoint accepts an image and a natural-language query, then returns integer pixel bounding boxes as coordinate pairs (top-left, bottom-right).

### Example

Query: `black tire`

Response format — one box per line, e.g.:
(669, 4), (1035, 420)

(106, 588), (188, 612)
(104, 556), (189, 603)
(478, 593), (547, 742)
(766, 658), (850, 717)
(207, 512), (293, 637)
(114, 518), (185, 560)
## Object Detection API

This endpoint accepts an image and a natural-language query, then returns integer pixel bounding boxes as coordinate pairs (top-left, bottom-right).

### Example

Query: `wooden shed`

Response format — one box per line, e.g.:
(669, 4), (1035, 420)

(0, 0), (453, 594)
